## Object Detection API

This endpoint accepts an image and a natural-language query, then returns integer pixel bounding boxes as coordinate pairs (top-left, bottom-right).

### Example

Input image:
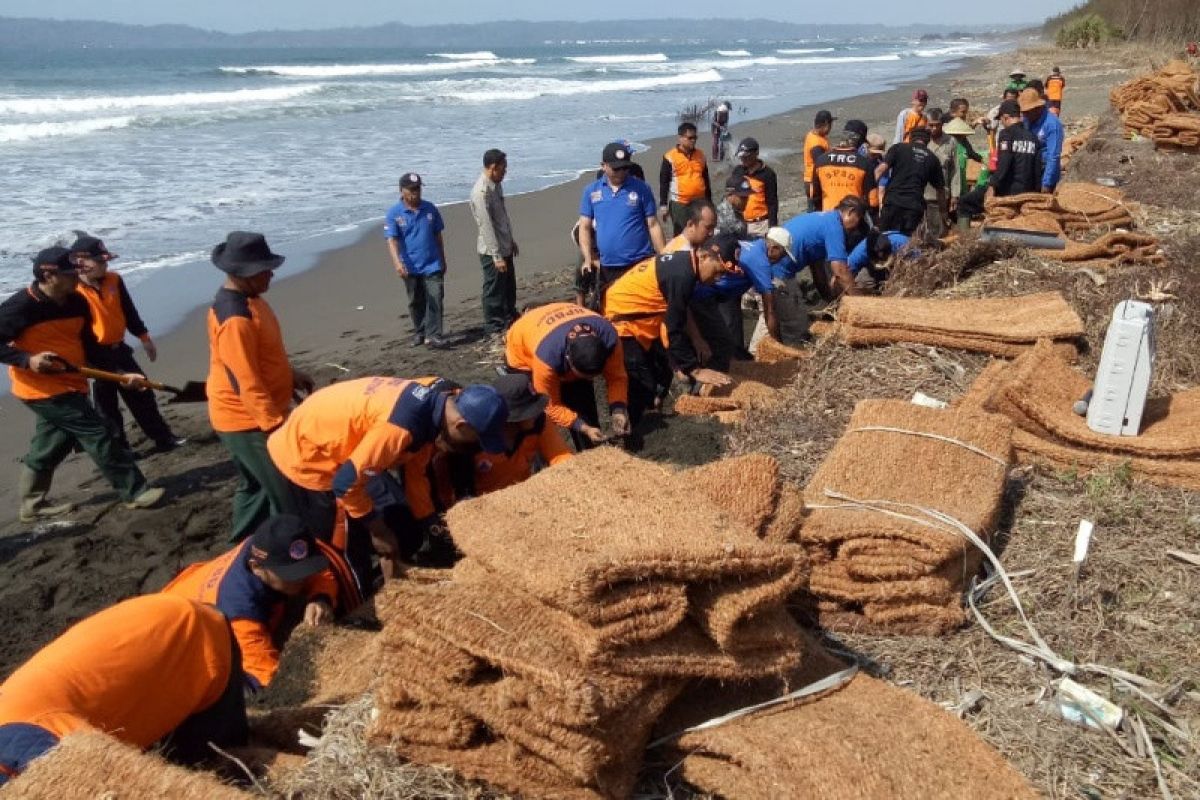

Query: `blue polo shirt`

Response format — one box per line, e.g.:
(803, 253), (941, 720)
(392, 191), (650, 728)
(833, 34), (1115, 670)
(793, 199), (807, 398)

(779, 211), (850, 278)
(848, 231), (913, 275)
(695, 238), (778, 301)
(579, 176), (657, 268)
(383, 199), (445, 276)
(1024, 109), (1064, 190)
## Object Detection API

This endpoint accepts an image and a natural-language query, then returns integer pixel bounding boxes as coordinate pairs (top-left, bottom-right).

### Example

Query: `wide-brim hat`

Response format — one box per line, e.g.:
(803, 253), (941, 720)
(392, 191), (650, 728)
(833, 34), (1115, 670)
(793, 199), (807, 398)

(943, 117), (975, 135)
(492, 373), (550, 423)
(212, 231), (285, 277)
(1018, 88), (1046, 112)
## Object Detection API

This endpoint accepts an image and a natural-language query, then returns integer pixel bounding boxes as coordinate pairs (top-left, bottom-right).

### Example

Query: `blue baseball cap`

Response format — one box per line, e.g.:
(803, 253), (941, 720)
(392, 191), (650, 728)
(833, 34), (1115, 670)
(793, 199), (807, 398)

(456, 384), (509, 454)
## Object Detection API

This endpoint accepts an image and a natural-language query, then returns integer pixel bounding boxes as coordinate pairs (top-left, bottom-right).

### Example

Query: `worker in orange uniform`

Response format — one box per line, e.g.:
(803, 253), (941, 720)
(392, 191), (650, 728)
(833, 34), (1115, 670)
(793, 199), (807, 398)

(0, 247), (164, 522)
(894, 89), (928, 144)
(659, 122), (712, 236)
(505, 302), (629, 451)
(162, 514), (363, 692)
(207, 231), (315, 541)
(811, 127), (878, 213)
(0, 594), (248, 783)
(1045, 66), (1066, 116)
(439, 373), (573, 501)
(267, 377), (509, 580)
(803, 110), (835, 211)
(730, 138), (778, 236)
(604, 235), (737, 432)
(71, 233), (185, 455)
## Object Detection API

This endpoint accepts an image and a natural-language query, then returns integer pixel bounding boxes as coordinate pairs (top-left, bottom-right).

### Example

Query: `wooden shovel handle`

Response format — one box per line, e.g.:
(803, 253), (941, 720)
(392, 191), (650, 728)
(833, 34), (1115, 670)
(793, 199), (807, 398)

(77, 365), (167, 392)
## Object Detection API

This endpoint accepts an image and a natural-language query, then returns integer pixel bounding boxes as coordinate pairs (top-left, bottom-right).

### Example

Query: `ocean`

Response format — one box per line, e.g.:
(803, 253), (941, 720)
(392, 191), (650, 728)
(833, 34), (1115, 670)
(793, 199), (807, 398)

(1, 36), (999, 327)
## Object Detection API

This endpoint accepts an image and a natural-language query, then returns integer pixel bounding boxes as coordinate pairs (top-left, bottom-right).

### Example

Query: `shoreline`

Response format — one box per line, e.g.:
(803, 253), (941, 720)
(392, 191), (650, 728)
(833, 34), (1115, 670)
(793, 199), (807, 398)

(0, 47), (1007, 498)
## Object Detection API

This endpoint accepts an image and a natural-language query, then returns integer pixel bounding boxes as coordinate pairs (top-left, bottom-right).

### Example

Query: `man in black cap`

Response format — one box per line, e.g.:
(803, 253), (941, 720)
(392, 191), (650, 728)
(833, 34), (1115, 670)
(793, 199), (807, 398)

(956, 99), (1040, 226)
(578, 142), (666, 311)
(385, 172), (450, 348)
(162, 513), (362, 692)
(70, 233), (185, 455)
(731, 137), (778, 237)
(874, 126), (947, 237)
(206, 231), (314, 542)
(715, 174), (753, 239)
(0, 247), (164, 521)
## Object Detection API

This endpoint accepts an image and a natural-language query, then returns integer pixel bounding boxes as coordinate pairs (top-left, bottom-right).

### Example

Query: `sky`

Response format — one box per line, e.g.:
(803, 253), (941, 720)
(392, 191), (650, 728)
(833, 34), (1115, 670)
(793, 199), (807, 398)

(3, 0), (1082, 33)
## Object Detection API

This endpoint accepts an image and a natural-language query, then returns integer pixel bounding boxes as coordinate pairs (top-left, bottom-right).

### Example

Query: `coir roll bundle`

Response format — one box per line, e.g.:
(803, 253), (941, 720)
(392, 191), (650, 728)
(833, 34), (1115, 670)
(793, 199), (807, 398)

(826, 292), (1083, 359)
(445, 448), (808, 676)
(801, 399), (1013, 634)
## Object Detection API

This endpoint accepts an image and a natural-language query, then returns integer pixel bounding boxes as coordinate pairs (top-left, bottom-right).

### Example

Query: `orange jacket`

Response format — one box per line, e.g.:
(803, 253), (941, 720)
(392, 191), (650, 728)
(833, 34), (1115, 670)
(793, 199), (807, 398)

(803, 130), (830, 184)
(605, 251), (702, 374)
(659, 146), (711, 205)
(1046, 74), (1065, 101)
(473, 419), (572, 494)
(206, 288), (294, 433)
(731, 161), (778, 224)
(504, 303), (628, 432)
(812, 146), (878, 211)
(76, 272), (148, 347)
(0, 595), (232, 747)
(267, 377), (450, 519)
(0, 285), (95, 400)
(162, 539), (360, 691)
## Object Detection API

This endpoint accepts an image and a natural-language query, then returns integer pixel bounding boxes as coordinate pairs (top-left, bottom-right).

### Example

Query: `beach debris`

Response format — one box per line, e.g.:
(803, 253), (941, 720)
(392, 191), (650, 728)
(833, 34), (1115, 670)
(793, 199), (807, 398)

(1051, 677), (1125, 732)
(911, 391), (949, 409)
(1166, 549), (1200, 567)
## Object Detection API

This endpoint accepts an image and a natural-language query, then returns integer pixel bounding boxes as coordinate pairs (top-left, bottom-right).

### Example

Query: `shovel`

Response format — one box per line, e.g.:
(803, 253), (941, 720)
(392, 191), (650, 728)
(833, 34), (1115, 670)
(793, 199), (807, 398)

(50, 357), (207, 403)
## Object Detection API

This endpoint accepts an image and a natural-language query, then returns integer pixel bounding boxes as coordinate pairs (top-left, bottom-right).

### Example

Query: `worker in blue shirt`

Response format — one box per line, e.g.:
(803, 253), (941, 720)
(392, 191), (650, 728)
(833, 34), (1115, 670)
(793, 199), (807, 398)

(695, 228), (791, 350)
(577, 142), (666, 310)
(774, 197), (866, 343)
(847, 230), (915, 288)
(385, 173), (449, 348)
(1019, 88), (1063, 193)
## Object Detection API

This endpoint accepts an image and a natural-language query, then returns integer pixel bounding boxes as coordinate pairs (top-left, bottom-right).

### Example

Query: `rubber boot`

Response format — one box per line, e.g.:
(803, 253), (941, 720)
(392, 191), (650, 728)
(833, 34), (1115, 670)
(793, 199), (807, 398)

(18, 466), (74, 523)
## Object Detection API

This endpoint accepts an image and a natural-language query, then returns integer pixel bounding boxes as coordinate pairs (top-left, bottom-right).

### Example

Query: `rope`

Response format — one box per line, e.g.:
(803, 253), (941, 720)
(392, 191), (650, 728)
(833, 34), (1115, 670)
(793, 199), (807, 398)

(647, 664), (860, 749)
(844, 426), (1009, 468)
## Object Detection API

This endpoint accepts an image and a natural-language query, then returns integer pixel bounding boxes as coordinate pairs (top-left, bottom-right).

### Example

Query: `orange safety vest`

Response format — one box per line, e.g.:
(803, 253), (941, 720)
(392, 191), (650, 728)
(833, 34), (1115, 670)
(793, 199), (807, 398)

(1046, 75), (1065, 102)
(604, 255), (669, 349)
(76, 273), (129, 346)
(663, 146), (708, 204)
(1, 286), (90, 401)
(803, 130), (829, 184)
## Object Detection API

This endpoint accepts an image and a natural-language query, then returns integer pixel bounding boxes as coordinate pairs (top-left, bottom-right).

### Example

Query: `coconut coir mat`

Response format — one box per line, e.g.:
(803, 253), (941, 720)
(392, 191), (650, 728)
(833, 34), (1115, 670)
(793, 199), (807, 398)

(445, 448), (808, 655)
(2, 731), (252, 799)
(682, 454), (805, 544)
(829, 292), (1083, 359)
(671, 673), (1036, 800)
(956, 342), (1200, 491)
(801, 399), (1013, 634)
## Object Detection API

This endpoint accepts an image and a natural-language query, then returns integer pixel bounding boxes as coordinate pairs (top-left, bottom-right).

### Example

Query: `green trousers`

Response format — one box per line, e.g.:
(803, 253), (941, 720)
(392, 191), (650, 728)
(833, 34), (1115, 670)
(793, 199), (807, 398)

(217, 429), (296, 541)
(23, 392), (147, 502)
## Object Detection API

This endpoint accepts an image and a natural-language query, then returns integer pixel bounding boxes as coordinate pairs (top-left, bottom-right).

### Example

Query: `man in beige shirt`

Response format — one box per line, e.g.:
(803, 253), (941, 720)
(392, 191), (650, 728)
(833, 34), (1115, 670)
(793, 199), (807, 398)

(469, 149), (519, 337)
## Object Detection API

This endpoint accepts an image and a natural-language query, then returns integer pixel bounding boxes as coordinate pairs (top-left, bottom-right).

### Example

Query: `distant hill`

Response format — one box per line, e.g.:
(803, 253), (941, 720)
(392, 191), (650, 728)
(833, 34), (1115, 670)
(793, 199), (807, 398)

(1044, 0), (1199, 42)
(0, 16), (1027, 50)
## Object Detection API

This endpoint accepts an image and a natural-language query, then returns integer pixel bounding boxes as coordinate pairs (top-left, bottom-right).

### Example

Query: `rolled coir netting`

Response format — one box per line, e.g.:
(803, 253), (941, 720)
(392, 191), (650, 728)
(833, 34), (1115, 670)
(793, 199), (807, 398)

(956, 341), (1200, 491)
(755, 334), (810, 364)
(1029, 230), (1164, 267)
(827, 292), (1083, 359)
(2, 731), (252, 800)
(370, 575), (683, 800)
(445, 448), (808, 665)
(1111, 60), (1200, 148)
(985, 183), (1143, 241)
(674, 357), (798, 423)
(800, 399), (1013, 634)
(669, 672), (1037, 800)
(683, 454), (805, 544)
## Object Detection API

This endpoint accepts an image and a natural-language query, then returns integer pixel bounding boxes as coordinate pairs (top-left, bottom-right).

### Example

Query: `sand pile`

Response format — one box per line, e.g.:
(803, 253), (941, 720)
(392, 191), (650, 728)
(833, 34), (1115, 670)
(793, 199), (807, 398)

(799, 399), (1013, 635)
(2, 731), (252, 799)
(957, 341), (1200, 491)
(371, 449), (810, 799)
(817, 292), (1083, 359)
(1111, 59), (1200, 149)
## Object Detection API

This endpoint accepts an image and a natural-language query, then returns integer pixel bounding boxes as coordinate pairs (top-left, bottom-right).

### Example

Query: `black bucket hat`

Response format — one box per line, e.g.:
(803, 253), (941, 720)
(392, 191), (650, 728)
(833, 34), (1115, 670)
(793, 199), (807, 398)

(492, 372), (549, 423)
(212, 231), (285, 277)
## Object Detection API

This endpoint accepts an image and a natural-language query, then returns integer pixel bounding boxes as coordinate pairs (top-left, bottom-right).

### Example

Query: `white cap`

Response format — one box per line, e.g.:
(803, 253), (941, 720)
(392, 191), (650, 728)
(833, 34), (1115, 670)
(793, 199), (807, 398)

(765, 227), (796, 262)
